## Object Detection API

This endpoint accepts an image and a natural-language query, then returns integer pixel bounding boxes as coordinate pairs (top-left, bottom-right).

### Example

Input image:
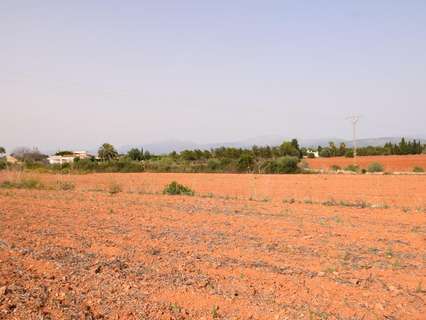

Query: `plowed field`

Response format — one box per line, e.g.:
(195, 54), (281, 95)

(306, 154), (426, 172)
(1, 172), (425, 319)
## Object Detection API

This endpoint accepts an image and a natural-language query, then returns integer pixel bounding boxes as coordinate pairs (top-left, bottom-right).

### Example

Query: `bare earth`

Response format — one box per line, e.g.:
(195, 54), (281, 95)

(0, 172), (425, 319)
(306, 154), (426, 172)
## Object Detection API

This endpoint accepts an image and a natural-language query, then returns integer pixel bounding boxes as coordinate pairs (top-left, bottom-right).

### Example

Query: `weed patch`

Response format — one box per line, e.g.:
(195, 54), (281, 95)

(163, 181), (194, 196)
(0, 178), (44, 190)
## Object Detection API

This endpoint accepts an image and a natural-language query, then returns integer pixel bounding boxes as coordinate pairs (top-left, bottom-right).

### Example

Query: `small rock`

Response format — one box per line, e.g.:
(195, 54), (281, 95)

(0, 286), (6, 296)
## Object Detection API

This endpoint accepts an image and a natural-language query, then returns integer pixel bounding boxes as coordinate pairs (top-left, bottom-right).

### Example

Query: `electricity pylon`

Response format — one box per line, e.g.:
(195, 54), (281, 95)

(346, 115), (361, 161)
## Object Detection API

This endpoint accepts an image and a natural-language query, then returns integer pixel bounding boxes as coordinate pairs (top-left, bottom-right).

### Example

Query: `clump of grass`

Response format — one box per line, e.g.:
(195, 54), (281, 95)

(283, 197), (296, 204)
(321, 198), (372, 209)
(367, 162), (384, 173)
(169, 303), (182, 313)
(163, 181), (194, 196)
(413, 166), (424, 173)
(108, 181), (122, 195)
(344, 164), (359, 173)
(0, 178), (44, 190)
(322, 198), (338, 206)
(57, 181), (75, 191)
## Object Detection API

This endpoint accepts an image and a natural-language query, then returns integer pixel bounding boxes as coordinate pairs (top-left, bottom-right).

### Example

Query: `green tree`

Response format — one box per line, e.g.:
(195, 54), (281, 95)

(280, 141), (300, 157)
(127, 148), (144, 161)
(328, 141), (337, 157)
(98, 143), (118, 161)
(0, 147), (5, 157)
(144, 150), (152, 160)
(338, 143), (347, 156)
(237, 153), (254, 172)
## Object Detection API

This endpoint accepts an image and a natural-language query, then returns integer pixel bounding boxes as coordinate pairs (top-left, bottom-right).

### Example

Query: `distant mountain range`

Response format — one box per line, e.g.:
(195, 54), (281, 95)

(118, 135), (426, 154)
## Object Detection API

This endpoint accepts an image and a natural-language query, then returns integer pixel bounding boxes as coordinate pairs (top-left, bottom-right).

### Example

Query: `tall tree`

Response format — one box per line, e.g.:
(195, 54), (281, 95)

(98, 143), (118, 161)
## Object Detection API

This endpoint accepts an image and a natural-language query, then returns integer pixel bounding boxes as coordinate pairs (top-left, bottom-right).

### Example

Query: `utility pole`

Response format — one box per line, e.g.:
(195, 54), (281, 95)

(346, 115), (361, 161)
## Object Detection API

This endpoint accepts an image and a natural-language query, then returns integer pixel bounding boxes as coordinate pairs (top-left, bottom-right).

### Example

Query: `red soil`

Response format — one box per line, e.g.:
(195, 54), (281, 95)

(0, 172), (425, 319)
(306, 154), (426, 172)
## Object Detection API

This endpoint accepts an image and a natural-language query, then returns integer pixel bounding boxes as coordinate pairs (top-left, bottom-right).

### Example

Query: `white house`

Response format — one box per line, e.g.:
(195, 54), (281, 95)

(48, 151), (91, 165)
(305, 149), (319, 158)
(73, 151), (90, 159)
(47, 155), (75, 165)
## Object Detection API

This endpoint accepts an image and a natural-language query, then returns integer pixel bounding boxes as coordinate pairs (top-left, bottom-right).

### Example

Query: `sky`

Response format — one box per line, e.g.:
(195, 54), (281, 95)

(1, 1), (426, 153)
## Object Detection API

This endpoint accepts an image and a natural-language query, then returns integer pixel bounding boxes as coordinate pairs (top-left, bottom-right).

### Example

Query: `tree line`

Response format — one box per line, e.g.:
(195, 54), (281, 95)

(1, 137), (425, 173)
(317, 138), (425, 158)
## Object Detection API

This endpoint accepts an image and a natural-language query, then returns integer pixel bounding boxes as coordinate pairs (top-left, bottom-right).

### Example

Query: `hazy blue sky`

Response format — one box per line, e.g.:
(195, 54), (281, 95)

(1, 1), (426, 152)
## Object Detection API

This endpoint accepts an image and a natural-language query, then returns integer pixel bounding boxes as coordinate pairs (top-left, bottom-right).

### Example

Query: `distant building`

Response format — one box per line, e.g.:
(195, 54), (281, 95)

(305, 149), (319, 158)
(72, 151), (90, 159)
(47, 151), (91, 165)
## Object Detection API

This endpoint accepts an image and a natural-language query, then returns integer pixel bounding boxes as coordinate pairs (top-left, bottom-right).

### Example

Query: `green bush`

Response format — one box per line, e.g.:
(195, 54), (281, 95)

(345, 150), (354, 158)
(330, 165), (341, 171)
(413, 166), (424, 172)
(367, 162), (384, 173)
(72, 159), (98, 172)
(163, 181), (194, 196)
(345, 164), (360, 173)
(207, 159), (221, 171)
(307, 153), (315, 159)
(261, 156), (300, 174)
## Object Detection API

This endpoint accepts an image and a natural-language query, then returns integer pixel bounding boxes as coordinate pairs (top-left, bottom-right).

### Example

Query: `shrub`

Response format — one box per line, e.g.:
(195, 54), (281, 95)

(319, 148), (332, 158)
(261, 157), (300, 173)
(237, 153), (254, 172)
(163, 181), (194, 196)
(367, 162), (384, 173)
(413, 166), (425, 173)
(345, 150), (354, 158)
(0, 159), (6, 170)
(108, 182), (122, 195)
(330, 165), (341, 171)
(270, 156), (300, 174)
(307, 153), (315, 159)
(345, 164), (360, 173)
(207, 159), (221, 171)
(72, 158), (98, 172)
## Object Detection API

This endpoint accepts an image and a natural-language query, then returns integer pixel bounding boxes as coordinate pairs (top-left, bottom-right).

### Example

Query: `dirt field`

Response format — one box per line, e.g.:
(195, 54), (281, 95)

(306, 154), (426, 172)
(1, 172), (425, 319)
